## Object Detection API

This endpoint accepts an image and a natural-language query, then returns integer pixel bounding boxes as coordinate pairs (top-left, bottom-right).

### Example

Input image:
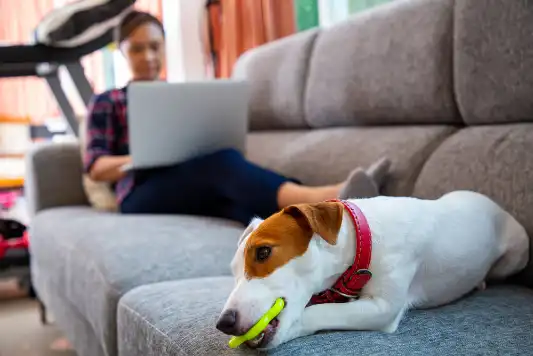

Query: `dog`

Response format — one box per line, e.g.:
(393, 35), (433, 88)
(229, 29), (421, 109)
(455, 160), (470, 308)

(215, 191), (529, 350)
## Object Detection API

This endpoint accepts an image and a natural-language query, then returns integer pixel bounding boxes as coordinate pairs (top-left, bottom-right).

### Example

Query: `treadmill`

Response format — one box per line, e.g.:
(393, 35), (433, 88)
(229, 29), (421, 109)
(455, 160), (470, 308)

(0, 31), (113, 137)
(0, 32), (115, 322)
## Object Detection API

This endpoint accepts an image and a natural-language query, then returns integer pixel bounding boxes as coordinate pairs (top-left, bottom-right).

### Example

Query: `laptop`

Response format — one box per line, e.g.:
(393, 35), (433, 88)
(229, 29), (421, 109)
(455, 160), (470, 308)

(125, 80), (250, 170)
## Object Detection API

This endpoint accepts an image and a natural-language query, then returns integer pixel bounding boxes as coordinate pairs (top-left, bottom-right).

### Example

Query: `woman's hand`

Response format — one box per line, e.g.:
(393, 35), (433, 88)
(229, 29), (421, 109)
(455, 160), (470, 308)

(89, 155), (132, 183)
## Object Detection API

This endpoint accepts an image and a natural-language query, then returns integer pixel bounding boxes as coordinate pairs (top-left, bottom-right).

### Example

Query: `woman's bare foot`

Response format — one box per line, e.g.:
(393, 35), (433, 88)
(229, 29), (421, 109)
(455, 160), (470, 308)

(50, 337), (74, 351)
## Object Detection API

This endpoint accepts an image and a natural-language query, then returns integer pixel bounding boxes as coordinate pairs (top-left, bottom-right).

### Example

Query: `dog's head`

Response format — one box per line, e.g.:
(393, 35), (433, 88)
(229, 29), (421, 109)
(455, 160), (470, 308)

(216, 201), (345, 349)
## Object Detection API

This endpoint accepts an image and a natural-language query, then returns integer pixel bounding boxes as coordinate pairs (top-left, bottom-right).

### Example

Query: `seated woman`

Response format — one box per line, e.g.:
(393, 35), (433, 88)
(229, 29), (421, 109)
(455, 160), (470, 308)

(84, 10), (390, 225)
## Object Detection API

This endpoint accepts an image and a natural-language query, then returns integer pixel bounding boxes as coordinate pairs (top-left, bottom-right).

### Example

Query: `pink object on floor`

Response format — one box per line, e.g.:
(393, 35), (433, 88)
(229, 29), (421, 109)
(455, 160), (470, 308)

(50, 337), (74, 351)
(0, 191), (19, 210)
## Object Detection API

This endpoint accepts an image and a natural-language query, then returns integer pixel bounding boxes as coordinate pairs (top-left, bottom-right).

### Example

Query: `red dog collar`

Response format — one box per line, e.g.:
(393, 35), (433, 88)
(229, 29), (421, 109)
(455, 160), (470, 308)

(307, 199), (373, 307)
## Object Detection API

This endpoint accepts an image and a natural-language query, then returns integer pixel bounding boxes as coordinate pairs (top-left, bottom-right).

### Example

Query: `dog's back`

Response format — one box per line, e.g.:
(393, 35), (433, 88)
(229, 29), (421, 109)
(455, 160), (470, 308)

(355, 191), (529, 309)
(437, 191), (529, 280)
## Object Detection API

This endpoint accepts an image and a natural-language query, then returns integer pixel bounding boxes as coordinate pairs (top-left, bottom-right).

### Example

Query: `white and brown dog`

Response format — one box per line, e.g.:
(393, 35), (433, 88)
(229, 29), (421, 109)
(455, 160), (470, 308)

(216, 191), (529, 350)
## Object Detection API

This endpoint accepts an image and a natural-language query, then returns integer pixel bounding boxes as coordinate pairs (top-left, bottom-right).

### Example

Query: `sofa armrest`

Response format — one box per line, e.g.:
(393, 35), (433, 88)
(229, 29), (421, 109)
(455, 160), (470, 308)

(25, 141), (89, 216)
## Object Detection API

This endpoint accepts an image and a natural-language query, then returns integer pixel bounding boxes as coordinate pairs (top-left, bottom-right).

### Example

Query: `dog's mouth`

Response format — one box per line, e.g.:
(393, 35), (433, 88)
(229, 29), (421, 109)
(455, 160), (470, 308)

(245, 317), (280, 349)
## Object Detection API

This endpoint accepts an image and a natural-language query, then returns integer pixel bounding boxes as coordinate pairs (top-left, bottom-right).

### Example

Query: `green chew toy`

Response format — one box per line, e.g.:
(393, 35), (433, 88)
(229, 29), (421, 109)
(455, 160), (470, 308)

(228, 298), (285, 349)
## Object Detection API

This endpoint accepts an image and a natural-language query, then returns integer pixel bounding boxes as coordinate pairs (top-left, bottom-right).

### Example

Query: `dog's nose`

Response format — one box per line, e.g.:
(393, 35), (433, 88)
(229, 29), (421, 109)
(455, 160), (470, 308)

(216, 309), (239, 335)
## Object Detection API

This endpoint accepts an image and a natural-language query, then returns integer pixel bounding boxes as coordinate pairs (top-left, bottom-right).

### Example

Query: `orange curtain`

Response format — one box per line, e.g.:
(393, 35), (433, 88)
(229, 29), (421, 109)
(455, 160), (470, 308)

(205, 0), (296, 78)
(0, 0), (163, 125)
(0, 0), (57, 124)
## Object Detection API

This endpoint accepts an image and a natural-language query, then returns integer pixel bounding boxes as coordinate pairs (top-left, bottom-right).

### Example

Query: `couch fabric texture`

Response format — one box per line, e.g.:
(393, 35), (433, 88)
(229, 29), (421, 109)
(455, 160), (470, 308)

(117, 278), (533, 356)
(27, 0), (533, 355)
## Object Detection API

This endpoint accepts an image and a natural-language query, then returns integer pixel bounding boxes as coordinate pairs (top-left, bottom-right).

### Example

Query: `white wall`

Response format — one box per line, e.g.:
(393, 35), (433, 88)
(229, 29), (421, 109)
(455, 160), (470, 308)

(113, 50), (131, 87)
(162, 0), (208, 82)
(318, 0), (350, 28)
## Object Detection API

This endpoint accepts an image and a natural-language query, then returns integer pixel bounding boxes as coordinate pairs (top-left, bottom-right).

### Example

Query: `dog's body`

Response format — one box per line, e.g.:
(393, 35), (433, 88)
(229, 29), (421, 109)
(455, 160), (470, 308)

(216, 191), (529, 350)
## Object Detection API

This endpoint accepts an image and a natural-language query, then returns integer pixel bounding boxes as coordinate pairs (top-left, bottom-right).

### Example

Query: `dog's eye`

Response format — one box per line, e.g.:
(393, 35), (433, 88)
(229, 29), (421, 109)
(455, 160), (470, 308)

(256, 246), (272, 262)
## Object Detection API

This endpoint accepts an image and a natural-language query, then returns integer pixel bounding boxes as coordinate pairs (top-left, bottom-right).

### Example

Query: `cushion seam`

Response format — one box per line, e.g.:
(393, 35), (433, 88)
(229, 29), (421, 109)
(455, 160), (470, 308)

(300, 30), (320, 130)
(406, 126), (460, 195)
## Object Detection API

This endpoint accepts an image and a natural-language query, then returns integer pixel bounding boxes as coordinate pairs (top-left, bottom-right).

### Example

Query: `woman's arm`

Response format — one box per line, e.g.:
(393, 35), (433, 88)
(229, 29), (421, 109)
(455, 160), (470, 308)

(89, 155), (131, 182)
(83, 93), (130, 183)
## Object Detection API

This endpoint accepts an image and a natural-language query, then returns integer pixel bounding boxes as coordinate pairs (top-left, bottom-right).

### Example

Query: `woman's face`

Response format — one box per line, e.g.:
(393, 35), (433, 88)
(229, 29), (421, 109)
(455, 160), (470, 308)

(121, 22), (165, 81)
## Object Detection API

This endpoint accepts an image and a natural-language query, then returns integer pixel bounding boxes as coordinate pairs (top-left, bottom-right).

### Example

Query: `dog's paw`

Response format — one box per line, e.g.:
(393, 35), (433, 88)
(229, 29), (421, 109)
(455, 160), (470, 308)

(476, 281), (487, 291)
(265, 318), (311, 350)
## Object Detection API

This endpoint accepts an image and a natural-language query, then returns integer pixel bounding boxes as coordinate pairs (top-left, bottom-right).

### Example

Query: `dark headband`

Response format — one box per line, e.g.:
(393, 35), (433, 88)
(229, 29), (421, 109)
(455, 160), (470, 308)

(115, 10), (165, 43)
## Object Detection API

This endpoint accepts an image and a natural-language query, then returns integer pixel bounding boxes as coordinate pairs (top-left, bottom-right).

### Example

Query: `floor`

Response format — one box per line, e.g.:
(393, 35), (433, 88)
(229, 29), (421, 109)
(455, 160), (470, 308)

(0, 279), (76, 356)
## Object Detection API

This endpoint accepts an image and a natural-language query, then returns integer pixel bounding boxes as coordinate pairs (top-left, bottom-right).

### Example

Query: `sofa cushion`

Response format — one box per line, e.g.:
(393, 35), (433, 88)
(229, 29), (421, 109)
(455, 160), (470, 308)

(413, 124), (533, 287)
(247, 126), (456, 196)
(25, 142), (89, 216)
(117, 277), (533, 356)
(30, 207), (244, 356)
(232, 29), (319, 131)
(31, 269), (106, 356)
(305, 0), (460, 127)
(454, 0), (533, 125)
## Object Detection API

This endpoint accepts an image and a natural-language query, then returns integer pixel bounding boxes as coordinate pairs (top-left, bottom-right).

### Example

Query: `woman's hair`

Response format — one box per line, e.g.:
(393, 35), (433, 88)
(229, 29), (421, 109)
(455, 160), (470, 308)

(116, 10), (165, 43)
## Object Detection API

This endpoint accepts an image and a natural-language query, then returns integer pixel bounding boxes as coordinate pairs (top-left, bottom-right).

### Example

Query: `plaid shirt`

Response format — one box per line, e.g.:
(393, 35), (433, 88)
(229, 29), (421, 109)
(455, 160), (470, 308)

(83, 86), (134, 204)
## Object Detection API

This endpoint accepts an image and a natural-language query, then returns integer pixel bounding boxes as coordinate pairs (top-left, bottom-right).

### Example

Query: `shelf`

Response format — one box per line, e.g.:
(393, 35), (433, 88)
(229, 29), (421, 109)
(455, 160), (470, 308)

(0, 177), (24, 189)
(0, 153), (25, 159)
(0, 116), (31, 125)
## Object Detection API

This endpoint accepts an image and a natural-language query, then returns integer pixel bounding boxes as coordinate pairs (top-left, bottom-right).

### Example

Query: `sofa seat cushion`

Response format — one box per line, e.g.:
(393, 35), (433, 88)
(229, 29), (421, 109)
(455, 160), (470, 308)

(247, 126), (456, 196)
(118, 277), (533, 356)
(31, 207), (244, 356)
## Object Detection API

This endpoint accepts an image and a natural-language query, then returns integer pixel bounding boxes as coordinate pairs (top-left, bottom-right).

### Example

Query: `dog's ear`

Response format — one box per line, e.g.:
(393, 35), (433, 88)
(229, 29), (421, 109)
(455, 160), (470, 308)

(237, 217), (263, 247)
(283, 201), (344, 245)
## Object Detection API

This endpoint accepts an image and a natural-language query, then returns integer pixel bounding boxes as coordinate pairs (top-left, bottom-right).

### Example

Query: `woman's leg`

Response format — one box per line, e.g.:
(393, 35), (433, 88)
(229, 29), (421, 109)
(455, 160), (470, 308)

(120, 148), (387, 224)
(120, 148), (288, 222)
(120, 163), (217, 217)
(186, 149), (349, 220)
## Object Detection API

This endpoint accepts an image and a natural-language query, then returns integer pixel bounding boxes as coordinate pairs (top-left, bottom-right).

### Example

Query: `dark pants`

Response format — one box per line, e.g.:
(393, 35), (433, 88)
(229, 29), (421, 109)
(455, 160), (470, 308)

(120, 149), (294, 225)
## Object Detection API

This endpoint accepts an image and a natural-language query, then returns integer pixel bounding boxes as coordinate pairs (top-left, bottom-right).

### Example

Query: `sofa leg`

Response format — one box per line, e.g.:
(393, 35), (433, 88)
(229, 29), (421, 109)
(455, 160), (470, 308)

(39, 299), (48, 325)
(28, 282), (48, 325)
(27, 280), (37, 298)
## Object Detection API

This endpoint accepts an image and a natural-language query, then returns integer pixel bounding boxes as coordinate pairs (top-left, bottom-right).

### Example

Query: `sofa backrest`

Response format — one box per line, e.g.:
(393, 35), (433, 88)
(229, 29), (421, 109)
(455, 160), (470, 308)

(453, 0), (533, 125)
(305, 0), (460, 127)
(234, 0), (461, 129)
(234, 0), (533, 130)
(232, 29), (319, 130)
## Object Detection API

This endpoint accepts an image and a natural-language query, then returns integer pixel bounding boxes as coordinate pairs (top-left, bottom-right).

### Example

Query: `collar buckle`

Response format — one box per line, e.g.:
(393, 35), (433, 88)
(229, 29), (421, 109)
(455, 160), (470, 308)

(328, 287), (361, 300)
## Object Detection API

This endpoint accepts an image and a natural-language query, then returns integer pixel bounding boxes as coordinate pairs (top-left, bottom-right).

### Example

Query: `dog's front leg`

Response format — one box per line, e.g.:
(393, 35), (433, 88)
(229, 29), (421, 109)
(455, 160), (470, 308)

(273, 296), (408, 346)
(300, 296), (407, 336)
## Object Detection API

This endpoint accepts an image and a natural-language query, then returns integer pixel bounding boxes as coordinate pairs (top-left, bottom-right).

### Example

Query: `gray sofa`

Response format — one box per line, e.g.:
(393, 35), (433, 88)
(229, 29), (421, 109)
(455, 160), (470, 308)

(26, 0), (533, 355)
